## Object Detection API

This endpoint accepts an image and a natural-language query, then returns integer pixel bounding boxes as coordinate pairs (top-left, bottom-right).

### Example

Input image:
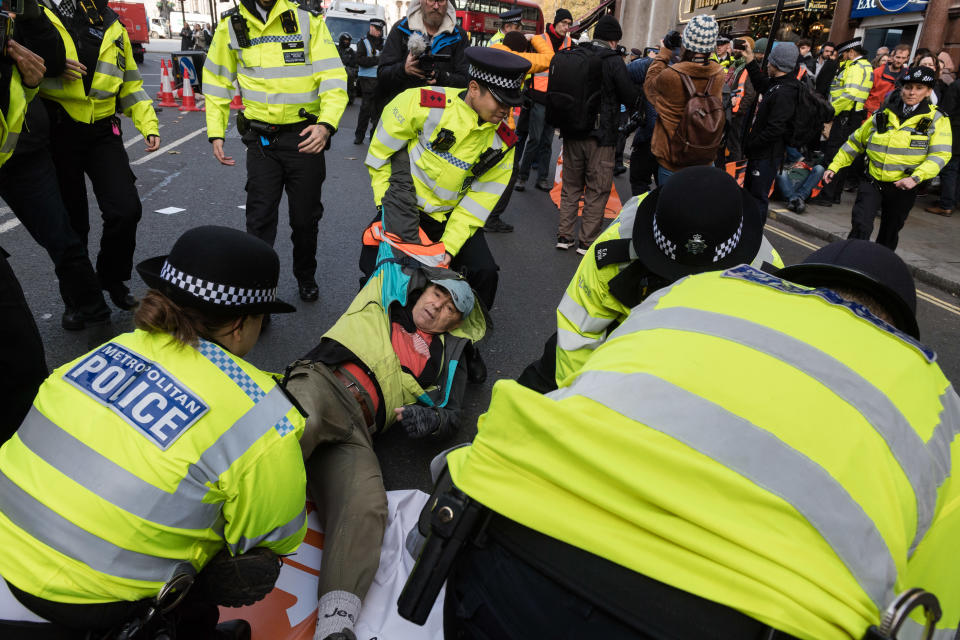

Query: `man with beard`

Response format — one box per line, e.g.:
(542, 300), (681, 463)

(375, 0), (469, 115)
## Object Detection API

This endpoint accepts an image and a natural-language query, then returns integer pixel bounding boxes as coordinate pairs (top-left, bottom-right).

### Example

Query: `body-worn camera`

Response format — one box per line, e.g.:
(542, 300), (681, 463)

(663, 30), (682, 50)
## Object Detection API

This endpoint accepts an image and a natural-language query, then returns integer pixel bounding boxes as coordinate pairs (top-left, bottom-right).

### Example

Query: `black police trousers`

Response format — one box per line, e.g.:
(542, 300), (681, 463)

(355, 76), (379, 142)
(445, 519), (800, 640)
(848, 178), (918, 250)
(243, 125), (326, 284)
(0, 149), (106, 315)
(359, 211), (500, 310)
(0, 249), (46, 441)
(46, 103), (142, 288)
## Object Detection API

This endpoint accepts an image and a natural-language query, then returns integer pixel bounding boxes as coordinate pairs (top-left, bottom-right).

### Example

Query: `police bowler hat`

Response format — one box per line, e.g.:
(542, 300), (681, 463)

(137, 226), (297, 316)
(777, 239), (919, 338)
(632, 166), (763, 282)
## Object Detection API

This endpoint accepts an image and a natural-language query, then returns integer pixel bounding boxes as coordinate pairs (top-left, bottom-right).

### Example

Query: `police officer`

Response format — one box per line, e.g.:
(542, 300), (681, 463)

(488, 7), (522, 47)
(337, 32), (357, 105)
(38, 0), (160, 311)
(0, 0), (59, 435)
(354, 17), (385, 144)
(517, 167), (784, 392)
(361, 47), (531, 312)
(812, 37), (873, 205)
(0, 226), (306, 638)
(824, 66), (952, 250)
(203, 0), (347, 302)
(418, 239), (960, 640)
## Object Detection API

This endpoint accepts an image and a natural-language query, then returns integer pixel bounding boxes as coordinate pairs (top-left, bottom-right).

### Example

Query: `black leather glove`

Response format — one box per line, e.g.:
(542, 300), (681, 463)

(400, 405), (440, 439)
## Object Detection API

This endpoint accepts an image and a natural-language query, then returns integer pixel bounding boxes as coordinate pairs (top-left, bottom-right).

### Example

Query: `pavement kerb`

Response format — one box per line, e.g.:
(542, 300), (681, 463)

(767, 209), (960, 298)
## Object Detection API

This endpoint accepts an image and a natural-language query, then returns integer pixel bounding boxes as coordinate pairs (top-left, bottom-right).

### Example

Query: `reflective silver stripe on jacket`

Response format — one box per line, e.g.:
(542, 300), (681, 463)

(94, 59), (123, 79)
(228, 506), (306, 555)
(239, 88), (321, 104)
(0, 132), (19, 154)
(312, 57), (341, 74)
(204, 84), (234, 100)
(616, 303), (943, 556)
(411, 160), (459, 200)
(373, 120), (406, 152)
(204, 60), (237, 81)
(0, 470), (196, 583)
(558, 292), (613, 334)
(456, 195), (492, 223)
(866, 143), (934, 157)
(416, 194), (454, 214)
(239, 64), (316, 80)
(556, 328), (604, 352)
(550, 368), (898, 610)
(89, 88), (116, 100)
(118, 90), (150, 111)
(15, 407), (220, 530)
(318, 78), (347, 93)
(123, 69), (142, 82)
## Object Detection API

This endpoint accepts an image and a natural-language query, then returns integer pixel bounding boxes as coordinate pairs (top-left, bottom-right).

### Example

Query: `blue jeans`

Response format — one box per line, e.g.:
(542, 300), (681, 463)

(658, 166), (675, 185)
(937, 155), (960, 210)
(518, 103), (553, 183)
(776, 165), (825, 201)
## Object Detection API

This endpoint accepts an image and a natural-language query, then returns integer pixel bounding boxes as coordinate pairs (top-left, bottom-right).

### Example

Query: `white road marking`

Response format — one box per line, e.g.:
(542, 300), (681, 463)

(155, 206), (185, 215)
(124, 123), (164, 148)
(130, 126), (207, 165)
(141, 170), (182, 202)
(0, 217), (21, 233)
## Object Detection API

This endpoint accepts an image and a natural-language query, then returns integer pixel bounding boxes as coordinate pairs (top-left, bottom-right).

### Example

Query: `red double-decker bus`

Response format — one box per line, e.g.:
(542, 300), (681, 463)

(457, 0), (545, 46)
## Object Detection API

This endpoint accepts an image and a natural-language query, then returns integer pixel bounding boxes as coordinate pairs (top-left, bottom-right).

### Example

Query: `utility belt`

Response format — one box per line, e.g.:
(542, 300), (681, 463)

(399, 478), (943, 640)
(236, 111), (309, 137)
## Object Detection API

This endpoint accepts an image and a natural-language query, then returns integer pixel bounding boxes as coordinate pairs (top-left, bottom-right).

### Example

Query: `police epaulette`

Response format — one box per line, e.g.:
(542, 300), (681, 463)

(420, 88), (446, 108)
(220, 7), (239, 20)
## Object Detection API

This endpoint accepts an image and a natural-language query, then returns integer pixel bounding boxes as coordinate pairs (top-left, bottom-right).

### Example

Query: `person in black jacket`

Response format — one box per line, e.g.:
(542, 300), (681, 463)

(0, 0), (112, 332)
(556, 15), (639, 255)
(741, 41), (800, 222)
(354, 18), (385, 144)
(337, 32), (357, 105)
(926, 76), (960, 216)
(814, 42), (837, 98)
(374, 0), (468, 116)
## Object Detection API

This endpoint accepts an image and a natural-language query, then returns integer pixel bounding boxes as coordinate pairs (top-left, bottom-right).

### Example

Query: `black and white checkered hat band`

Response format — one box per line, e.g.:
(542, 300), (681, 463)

(713, 217), (743, 262)
(652, 215), (677, 260)
(469, 65), (523, 90)
(160, 261), (277, 306)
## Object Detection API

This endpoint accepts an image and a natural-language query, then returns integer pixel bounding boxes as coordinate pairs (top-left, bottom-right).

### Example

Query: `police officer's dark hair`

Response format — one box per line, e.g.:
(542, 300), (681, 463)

(134, 290), (247, 347)
(829, 286), (894, 326)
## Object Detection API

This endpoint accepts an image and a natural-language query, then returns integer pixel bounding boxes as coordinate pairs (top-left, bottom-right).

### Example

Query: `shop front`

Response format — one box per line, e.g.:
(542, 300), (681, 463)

(849, 0), (928, 55)
(677, 0), (837, 46)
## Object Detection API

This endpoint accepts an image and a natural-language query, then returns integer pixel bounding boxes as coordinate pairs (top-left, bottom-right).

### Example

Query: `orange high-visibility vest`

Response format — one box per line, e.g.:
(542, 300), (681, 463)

(531, 31), (572, 93)
(729, 67), (748, 114)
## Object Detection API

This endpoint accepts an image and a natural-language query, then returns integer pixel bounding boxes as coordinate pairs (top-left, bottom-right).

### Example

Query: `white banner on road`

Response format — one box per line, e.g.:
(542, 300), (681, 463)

(220, 489), (445, 640)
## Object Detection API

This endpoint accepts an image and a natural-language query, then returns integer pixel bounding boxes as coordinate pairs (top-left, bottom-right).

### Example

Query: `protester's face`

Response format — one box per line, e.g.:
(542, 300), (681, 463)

(918, 56), (937, 72)
(555, 18), (572, 36)
(877, 54), (889, 66)
(891, 48), (909, 69)
(422, 0), (447, 29)
(412, 285), (463, 334)
(821, 46), (834, 60)
(798, 44), (810, 56)
(467, 81), (509, 123)
(901, 82), (932, 106)
(939, 51), (955, 73)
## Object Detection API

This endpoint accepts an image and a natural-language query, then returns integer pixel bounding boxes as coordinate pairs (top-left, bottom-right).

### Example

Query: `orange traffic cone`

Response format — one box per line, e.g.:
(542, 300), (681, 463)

(229, 83), (244, 110)
(179, 70), (203, 112)
(550, 142), (622, 219)
(156, 59), (178, 108)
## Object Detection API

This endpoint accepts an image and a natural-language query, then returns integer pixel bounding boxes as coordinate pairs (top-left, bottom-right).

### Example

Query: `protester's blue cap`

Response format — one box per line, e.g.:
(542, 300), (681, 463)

(429, 278), (475, 315)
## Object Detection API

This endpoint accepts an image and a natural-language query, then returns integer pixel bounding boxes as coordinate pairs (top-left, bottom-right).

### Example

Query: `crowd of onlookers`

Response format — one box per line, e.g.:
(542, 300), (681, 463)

(180, 22), (213, 51)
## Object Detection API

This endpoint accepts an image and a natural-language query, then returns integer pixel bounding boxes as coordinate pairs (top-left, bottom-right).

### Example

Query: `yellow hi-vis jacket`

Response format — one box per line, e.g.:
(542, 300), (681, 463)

(0, 329), (307, 604)
(39, 7), (158, 137)
(555, 193), (784, 384)
(0, 68), (38, 167)
(203, 0), (347, 139)
(828, 100), (952, 183)
(830, 57), (873, 115)
(450, 265), (960, 640)
(366, 86), (515, 256)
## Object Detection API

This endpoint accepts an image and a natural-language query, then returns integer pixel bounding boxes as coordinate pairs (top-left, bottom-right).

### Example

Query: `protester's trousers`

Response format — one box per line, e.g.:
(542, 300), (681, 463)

(557, 137), (615, 247)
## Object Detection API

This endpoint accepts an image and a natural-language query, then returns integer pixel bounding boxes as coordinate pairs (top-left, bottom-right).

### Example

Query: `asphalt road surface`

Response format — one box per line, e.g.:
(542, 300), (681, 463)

(5, 52), (960, 493)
